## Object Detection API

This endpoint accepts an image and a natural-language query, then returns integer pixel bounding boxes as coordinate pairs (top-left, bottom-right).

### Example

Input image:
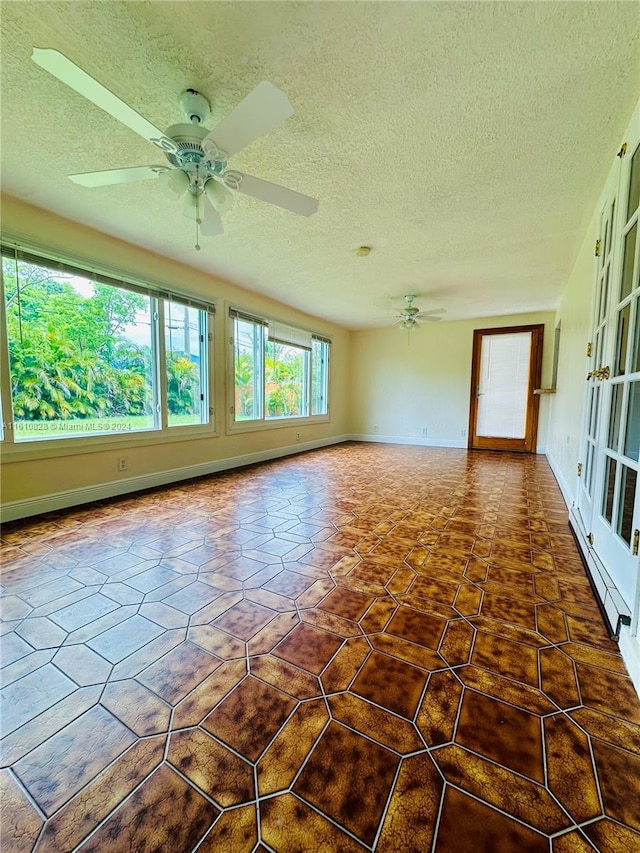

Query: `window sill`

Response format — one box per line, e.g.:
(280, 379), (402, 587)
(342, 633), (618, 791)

(0, 424), (219, 463)
(227, 414), (331, 434)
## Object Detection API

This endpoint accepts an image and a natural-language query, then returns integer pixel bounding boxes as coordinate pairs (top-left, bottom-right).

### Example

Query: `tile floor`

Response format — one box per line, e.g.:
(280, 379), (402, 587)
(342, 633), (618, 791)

(1, 443), (639, 852)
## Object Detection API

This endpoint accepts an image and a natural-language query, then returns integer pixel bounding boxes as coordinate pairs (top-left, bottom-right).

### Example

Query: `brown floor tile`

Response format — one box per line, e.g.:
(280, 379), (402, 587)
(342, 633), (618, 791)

(318, 586), (373, 620)
(583, 817), (640, 852)
(273, 622), (343, 674)
(329, 691), (424, 754)
(293, 721), (399, 845)
(471, 630), (540, 686)
(320, 636), (370, 694)
(433, 743), (571, 834)
(261, 792), (368, 852)
(540, 646), (581, 709)
(592, 738), (640, 831)
(435, 787), (548, 852)
(0, 769), (43, 853)
(544, 713), (601, 823)
(14, 704), (136, 816)
(2, 446), (639, 852)
(168, 728), (254, 806)
(416, 669), (463, 746)
(75, 763), (218, 852)
(212, 599), (276, 640)
(376, 753), (443, 853)
(456, 690), (544, 782)
(384, 605), (446, 650)
(202, 675), (296, 761)
(351, 650), (427, 719)
(36, 736), (165, 853)
(197, 804), (258, 853)
(575, 662), (640, 724)
(101, 678), (171, 735)
(258, 698), (329, 795)
(250, 654), (321, 700)
(137, 640), (221, 705)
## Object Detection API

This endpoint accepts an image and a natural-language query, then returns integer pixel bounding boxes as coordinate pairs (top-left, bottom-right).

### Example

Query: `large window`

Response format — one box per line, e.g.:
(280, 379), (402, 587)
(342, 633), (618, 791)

(231, 309), (329, 424)
(1, 247), (213, 442)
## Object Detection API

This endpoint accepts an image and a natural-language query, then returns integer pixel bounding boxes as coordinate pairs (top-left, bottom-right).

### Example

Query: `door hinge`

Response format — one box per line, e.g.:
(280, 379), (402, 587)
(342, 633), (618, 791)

(586, 342), (592, 357)
(633, 529), (639, 556)
(617, 143), (627, 159)
(230, 406), (235, 415)
(595, 240), (601, 257)
(208, 332), (213, 342)
(209, 407), (214, 417)
(577, 463), (583, 477)
(587, 532), (594, 546)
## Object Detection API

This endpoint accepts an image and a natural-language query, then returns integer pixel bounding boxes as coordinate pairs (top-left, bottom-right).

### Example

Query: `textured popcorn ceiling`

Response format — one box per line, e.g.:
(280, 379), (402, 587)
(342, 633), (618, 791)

(1, 2), (639, 329)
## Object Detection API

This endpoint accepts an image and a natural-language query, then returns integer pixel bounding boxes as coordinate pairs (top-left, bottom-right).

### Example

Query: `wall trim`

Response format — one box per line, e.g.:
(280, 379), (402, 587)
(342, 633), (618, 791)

(1, 435), (351, 522)
(350, 433), (467, 449)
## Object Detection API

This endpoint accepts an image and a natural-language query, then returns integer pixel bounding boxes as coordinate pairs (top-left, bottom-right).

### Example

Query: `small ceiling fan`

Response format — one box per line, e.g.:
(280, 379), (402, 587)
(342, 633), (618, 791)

(391, 295), (446, 330)
(31, 49), (319, 248)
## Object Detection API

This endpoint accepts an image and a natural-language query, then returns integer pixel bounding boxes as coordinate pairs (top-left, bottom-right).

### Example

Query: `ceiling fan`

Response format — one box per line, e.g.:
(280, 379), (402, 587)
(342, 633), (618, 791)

(391, 295), (446, 330)
(31, 49), (319, 249)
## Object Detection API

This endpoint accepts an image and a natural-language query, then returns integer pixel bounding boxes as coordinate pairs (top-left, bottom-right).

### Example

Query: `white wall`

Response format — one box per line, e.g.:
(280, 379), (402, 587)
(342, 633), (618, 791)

(349, 312), (556, 449)
(545, 215), (596, 503)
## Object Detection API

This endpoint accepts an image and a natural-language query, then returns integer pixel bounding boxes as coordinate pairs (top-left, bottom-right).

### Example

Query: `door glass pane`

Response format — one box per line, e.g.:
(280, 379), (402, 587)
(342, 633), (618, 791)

(589, 385), (600, 438)
(608, 383), (623, 451)
(586, 442), (595, 497)
(616, 304), (631, 375)
(624, 381), (640, 461)
(595, 327), (604, 368)
(620, 222), (637, 301)
(628, 143), (640, 221)
(476, 332), (531, 438)
(311, 338), (329, 416)
(599, 266), (609, 324)
(634, 297), (640, 374)
(617, 465), (637, 546)
(164, 302), (206, 427)
(603, 456), (616, 523)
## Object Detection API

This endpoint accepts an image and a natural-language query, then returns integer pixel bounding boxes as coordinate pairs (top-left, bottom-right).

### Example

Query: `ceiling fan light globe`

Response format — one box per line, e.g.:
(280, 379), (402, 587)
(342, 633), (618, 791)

(205, 178), (233, 213)
(182, 191), (201, 221)
(159, 168), (190, 200)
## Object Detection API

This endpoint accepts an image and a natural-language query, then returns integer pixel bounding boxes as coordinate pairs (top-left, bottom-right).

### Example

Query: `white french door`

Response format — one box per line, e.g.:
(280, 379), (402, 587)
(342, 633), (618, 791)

(575, 122), (640, 632)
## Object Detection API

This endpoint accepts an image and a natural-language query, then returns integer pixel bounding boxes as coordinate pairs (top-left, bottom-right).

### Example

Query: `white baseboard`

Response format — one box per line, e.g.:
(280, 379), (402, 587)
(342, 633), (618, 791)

(619, 626), (640, 698)
(350, 433), (467, 449)
(1, 435), (351, 522)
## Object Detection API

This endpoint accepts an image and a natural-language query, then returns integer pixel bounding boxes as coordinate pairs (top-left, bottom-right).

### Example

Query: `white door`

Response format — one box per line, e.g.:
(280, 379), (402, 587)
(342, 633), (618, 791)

(591, 136), (640, 609)
(575, 125), (640, 631)
(576, 179), (618, 535)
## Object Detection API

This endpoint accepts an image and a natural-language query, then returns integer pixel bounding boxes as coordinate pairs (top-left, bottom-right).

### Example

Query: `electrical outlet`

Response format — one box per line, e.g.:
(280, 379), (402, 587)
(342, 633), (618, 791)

(460, 429), (467, 437)
(422, 427), (428, 435)
(296, 432), (301, 441)
(373, 425), (378, 433)
(118, 457), (128, 472)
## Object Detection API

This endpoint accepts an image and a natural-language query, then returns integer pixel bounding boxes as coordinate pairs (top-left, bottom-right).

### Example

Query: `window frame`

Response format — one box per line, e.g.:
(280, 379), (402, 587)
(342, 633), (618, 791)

(228, 306), (331, 433)
(0, 241), (216, 459)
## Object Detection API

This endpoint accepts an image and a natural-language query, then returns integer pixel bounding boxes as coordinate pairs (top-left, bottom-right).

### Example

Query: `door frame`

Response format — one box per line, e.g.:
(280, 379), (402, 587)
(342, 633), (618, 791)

(468, 324), (544, 453)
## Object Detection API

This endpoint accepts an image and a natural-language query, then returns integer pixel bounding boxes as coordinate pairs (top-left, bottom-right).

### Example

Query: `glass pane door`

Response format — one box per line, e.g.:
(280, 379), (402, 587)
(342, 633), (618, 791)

(591, 140), (640, 610)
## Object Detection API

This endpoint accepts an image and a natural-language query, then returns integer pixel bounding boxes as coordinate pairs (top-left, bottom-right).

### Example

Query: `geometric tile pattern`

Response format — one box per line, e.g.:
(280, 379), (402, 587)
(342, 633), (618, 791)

(1, 443), (639, 852)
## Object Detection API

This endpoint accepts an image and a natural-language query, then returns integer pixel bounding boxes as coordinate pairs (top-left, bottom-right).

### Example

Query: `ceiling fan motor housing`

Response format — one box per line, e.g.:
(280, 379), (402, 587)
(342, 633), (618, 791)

(179, 89), (210, 125)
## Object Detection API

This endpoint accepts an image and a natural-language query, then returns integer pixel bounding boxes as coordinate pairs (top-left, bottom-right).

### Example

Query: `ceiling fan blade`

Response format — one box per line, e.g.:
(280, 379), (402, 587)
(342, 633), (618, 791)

(200, 195), (224, 237)
(69, 166), (167, 187)
(416, 308), (447, 317)
(224, 171), (318, 216)
(202, 81), (293, 159)
(32, 49), (170, 147)
(418, 316), (443, 323)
